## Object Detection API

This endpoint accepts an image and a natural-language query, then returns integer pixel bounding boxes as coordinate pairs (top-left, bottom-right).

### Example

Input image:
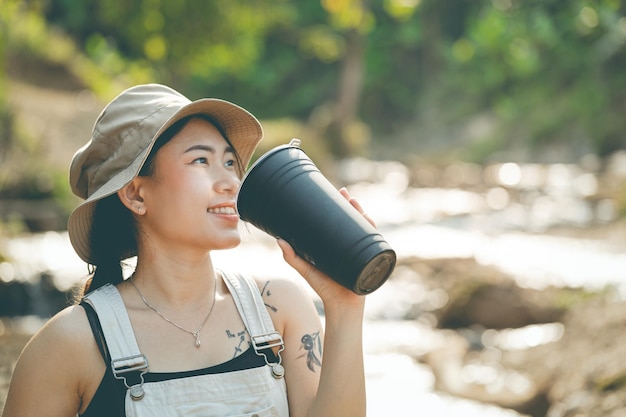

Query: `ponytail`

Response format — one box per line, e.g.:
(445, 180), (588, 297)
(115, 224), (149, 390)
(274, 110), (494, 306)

(80, 194), (137, 296)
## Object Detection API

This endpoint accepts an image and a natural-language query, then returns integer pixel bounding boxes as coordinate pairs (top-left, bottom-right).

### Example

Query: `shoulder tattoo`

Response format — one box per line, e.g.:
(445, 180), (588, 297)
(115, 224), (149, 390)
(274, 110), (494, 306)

(261, 280), (278, 313)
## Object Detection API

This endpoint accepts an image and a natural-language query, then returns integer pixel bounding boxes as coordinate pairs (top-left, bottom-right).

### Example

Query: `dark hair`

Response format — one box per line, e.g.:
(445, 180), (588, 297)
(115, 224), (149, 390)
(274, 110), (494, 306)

(80, 114), (241, 296)
(80, 194), (136, 294)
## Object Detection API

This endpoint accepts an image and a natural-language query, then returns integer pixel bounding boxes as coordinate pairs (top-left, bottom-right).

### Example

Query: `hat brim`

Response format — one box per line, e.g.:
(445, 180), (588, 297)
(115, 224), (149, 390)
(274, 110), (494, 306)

(68, 97), (263, 264)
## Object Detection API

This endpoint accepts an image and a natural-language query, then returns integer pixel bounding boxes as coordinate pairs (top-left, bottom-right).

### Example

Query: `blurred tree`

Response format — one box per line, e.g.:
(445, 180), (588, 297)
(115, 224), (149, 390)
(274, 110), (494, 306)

(43, 0), (375, 156)
(43, 0), (295, 97)
(440, 0), (626, 159)
(318, 0), (372, 157)
(0, 1), (13, 165)
(3, 0), (625, 162)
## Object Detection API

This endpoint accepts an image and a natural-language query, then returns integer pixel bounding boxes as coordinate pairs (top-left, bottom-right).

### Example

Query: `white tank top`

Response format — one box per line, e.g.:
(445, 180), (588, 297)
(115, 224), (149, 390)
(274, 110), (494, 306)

(83, 271), (290, 417)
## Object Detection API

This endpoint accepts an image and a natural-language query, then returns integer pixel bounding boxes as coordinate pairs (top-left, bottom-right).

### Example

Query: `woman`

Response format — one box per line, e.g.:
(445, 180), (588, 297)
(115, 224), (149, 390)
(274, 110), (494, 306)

(1, 84), (369, 417)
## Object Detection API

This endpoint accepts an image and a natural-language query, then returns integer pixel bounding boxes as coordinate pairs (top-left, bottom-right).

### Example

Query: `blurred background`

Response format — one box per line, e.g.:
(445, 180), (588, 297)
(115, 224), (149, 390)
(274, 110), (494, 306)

(1, 0), (626, 416)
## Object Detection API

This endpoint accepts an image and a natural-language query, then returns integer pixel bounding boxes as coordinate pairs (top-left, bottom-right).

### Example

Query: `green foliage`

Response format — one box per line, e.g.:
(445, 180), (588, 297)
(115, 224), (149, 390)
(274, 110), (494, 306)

(1, 0), (625, 163)
(0, 5), (8, 157)
(440, 0), (626, 159)
(362, 3), (424, 130)
(44, 0), (295, 88)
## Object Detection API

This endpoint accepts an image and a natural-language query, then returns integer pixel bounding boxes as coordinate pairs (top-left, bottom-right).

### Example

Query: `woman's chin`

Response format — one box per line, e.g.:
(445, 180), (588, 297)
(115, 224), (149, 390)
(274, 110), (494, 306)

(214, 235), (242, 250)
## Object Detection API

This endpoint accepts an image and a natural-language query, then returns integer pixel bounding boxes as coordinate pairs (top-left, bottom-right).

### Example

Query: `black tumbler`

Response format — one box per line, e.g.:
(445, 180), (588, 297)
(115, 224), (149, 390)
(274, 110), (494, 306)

(237, 139), (396, 295)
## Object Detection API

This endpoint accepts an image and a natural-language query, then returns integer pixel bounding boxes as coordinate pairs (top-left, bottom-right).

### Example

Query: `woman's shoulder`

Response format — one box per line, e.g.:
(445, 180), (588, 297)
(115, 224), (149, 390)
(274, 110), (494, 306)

(46, 304), (93, 333)
(14, 303), (103, 380)
(3, 304), (105, 415)
(249, 274), (321, 329)
(251, 274), (314, 303)
(223, 270), (310, 299)
(24, 304), (97, 359)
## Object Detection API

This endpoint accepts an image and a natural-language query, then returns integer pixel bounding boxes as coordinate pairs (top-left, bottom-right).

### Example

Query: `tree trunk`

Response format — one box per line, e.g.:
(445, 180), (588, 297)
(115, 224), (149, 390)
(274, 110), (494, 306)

(327, 28), (365, 158)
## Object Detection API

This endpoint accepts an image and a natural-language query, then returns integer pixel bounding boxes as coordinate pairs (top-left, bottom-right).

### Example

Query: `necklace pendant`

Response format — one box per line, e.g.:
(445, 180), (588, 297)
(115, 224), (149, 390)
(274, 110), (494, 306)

(129, 276), (216, 350)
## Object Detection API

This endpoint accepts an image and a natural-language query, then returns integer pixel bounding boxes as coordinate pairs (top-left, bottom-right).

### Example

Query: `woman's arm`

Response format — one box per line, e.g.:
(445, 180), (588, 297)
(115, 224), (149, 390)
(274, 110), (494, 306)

(1, 306), (103, 417)
(273, 187), (370, 417)
(275, 239), (366, 417)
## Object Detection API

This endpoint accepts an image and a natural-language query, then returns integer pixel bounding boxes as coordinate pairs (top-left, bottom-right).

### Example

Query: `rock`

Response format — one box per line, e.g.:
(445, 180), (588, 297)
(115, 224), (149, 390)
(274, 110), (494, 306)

(396, 256), (584, 330)
(399, 255), (620, 416)
(423, 330), (540, 413)
(0, 331), (31, 408)
(502, 297), (626, 417)
(438, 281), (565, 329)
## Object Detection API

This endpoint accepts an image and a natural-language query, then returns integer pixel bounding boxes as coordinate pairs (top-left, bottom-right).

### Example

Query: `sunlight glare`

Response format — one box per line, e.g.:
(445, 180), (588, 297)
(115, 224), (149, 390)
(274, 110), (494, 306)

(497, 163), (521, 187)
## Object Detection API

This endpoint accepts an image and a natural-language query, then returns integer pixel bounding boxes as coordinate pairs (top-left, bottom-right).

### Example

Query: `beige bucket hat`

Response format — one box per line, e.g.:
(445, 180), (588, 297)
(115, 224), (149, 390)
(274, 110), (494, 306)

(67, 84), (263, 264)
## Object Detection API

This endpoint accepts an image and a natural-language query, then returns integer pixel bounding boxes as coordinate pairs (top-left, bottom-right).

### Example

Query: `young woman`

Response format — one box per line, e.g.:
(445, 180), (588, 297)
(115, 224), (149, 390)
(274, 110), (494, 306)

(1, 84), (370, 417)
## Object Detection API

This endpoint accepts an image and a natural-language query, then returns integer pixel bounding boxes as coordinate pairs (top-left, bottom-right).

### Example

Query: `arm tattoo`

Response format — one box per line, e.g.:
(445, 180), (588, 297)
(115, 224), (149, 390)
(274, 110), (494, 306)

(261, 280), (278, 313)
(226, 329), (250, 358)
(298, 331), (322, 372)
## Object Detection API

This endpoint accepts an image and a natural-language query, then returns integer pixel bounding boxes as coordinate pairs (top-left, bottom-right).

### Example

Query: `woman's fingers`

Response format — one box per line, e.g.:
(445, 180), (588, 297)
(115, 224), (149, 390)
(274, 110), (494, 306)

(276, 238), (326, 290)
(276, 238), (306, 275)
(276, 238), (362, 304)
(339, 187), (376, 228)
(275, 187), (375, 302)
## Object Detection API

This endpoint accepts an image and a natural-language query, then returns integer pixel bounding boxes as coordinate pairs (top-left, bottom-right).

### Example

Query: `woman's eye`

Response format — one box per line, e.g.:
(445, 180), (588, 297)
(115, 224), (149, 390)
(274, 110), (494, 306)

(193, 157), (208, 165)
(224, 159), (236, 168)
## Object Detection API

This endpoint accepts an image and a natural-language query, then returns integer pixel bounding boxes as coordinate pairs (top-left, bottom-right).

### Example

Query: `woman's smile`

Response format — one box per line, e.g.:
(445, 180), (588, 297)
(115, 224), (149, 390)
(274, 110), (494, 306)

(207, 203), (239, 223)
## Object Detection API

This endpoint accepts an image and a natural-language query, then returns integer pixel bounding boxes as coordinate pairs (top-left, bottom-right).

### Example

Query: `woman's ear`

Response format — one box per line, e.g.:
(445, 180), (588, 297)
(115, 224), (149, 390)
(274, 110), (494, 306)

(117, 178), (146, 215)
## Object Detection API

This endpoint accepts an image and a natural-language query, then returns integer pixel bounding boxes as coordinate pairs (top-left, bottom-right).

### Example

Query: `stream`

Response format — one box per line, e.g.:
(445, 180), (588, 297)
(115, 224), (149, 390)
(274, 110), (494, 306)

(2, 157), (626, 416)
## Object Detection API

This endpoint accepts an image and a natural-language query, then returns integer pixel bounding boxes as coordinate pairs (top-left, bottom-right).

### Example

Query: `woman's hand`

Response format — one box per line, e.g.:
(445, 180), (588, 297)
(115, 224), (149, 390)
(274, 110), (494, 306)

(278, 188), (369, 417)
(276, 187), (372, 308)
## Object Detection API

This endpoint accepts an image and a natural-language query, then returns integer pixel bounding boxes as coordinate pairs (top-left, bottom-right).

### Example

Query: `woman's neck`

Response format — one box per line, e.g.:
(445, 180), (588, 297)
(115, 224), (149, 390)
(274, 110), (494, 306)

(129, 249), (218, 309)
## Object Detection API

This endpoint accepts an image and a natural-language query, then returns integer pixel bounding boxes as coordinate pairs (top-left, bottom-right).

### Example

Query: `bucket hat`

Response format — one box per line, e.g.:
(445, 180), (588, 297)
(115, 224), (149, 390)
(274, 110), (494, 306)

(67, 83), (263, 264)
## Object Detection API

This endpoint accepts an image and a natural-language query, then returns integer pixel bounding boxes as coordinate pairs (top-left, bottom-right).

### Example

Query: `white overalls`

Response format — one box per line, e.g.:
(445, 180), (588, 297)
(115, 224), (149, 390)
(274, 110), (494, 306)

(83, 272), (290, 417)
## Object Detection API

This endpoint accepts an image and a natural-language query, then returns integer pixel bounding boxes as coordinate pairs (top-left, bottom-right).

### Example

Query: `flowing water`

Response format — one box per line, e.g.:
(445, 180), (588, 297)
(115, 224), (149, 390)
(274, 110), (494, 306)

(2, 157), (626, 416)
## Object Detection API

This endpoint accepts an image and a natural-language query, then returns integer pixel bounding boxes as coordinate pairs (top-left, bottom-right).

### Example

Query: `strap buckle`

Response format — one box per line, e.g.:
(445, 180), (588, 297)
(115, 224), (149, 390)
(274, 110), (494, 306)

(252, 332), (284, 352)
(252, 332), (286, 380)
(111, 354), (149, 375)
(111, 354), (149, 401)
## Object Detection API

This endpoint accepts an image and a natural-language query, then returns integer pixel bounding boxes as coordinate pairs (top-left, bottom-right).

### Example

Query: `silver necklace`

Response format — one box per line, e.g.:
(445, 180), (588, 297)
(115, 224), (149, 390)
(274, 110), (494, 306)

(129, 276), (217, 348)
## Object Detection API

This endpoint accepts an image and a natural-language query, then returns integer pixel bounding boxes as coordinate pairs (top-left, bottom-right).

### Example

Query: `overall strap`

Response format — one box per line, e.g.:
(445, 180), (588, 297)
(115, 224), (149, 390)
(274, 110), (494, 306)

(83, 283), (149, 400)
(221, 271), (285, 378)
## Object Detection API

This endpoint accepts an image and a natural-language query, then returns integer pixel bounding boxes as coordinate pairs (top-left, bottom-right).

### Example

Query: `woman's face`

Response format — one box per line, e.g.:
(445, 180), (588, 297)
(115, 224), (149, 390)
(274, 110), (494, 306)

(138, 118), (242, 254)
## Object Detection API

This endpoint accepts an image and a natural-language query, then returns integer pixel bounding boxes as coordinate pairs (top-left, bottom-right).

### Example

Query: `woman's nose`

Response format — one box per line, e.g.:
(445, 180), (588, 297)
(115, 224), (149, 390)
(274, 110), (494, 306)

(215, 170), (240, 194)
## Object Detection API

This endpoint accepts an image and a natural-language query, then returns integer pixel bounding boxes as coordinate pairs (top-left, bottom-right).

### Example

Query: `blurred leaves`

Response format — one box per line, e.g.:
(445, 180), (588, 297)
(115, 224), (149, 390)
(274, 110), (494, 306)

(0, 0), (625, 164)
(437, 0), (626, 160)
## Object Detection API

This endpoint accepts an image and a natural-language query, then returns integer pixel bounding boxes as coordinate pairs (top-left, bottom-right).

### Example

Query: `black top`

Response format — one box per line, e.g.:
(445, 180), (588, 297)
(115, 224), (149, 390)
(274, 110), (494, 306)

(79, 301), (277, 417)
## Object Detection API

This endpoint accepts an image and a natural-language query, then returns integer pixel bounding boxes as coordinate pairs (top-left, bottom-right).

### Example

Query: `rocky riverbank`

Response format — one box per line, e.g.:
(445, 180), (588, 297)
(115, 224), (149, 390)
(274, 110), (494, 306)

(2, 247), (623, 416)
(0, 331), (31, 409)
(2, 56), (626, 417)
(393, 255), (625, 417)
